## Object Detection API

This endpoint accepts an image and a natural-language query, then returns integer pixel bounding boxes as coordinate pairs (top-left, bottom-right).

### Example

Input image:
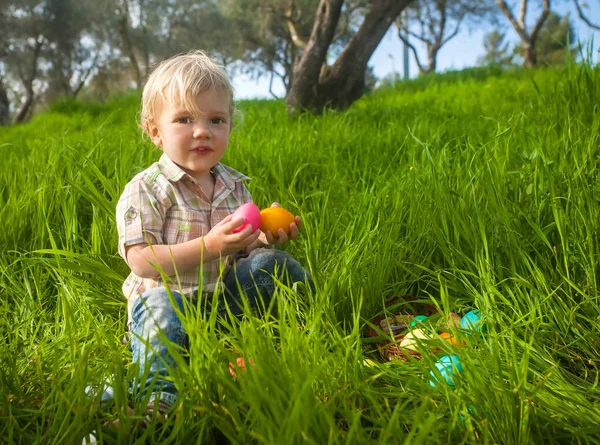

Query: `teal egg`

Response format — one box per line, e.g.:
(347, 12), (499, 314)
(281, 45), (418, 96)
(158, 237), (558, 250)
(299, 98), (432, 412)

(460, 310), (487, 333)
(410, 315), (429, 327)
(429, 354), (464, 387)
(459, 405), (492, 423)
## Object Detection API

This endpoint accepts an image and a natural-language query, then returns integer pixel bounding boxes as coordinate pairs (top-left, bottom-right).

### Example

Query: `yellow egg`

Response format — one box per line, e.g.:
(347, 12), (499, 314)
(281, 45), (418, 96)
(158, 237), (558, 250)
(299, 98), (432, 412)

(259, 207), (295, 235)
(399, 329), (429, 352)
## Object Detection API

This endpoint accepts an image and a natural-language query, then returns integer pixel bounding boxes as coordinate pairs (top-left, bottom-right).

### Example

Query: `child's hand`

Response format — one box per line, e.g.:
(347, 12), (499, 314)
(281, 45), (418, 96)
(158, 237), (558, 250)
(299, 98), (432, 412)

(203, 215), (261, 257)
(263, 202), (302, 246)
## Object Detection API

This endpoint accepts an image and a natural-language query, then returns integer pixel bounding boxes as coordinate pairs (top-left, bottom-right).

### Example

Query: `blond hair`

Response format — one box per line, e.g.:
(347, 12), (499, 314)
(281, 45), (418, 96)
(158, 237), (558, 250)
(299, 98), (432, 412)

(140, 50), (235, 136)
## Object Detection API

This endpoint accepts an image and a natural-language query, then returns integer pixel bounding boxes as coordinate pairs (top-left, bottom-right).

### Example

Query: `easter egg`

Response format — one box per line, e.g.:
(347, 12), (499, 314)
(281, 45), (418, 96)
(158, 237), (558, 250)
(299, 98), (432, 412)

(440, 332), (464, 347)
(231, 203), (261, 233)
(259, 207), (295, 235)
(410, 315), (429, 327)
(460, 310), (487, 333)
(399, 328), (429, 352)
(446, 312), (462, 329)
(392, 314), (415, 329)
(429, 354), (464, 387)
(459, 405), (492, 423)
(228, 357), (255, 377)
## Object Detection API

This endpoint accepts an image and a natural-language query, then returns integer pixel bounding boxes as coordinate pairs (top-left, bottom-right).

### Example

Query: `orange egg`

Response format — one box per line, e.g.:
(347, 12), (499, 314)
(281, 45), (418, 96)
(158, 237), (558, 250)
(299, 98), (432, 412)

(259, 207), (295, 235)
(440, 332), (464, 347)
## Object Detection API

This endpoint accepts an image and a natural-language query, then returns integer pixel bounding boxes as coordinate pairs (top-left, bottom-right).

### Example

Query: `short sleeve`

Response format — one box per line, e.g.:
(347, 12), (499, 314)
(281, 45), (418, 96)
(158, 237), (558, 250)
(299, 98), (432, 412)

(116, 177), (170, 261)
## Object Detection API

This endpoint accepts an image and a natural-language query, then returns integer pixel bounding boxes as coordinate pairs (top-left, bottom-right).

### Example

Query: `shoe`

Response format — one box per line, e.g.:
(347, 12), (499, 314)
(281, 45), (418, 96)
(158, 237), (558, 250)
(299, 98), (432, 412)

(82, 381), (118, 444)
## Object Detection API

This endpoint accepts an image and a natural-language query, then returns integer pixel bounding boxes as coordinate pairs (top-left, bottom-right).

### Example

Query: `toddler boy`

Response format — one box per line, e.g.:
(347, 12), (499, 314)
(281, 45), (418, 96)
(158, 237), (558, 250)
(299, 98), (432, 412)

(115, 50), (313, 420)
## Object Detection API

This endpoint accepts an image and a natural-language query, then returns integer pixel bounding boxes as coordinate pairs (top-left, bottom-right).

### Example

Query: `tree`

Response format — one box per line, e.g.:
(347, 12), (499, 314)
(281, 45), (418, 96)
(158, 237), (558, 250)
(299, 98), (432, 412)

(478, 29), (514, 66)
(0, 79), (9, 125)
(115, 0), (142, 88)
(44, 0), (103, 101)
(108, 0), (237, 88)
(510, 12), (576, 66)
(0, 1), (11, 124)
(495, 0), (550, 68)
(219, 0), (360, 98)
(573, 0), (600, 31)
(286, 0), (410, 114)
(0, 0), (109, 122)
(396, 0), (496, 75)
(1, 0), (49, 122)
(526, 11), (577, 65)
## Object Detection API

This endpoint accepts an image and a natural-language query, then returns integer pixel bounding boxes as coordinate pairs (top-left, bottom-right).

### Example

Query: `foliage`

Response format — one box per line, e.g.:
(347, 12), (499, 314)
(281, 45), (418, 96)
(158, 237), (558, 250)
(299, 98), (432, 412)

(218, 0), (362, 96)
(1, 64), (600, 444)
(478, 30), (514, 67)
(514, 12), (577, 66)
(495, 0), (551, 68)
(398, 0), (496, 74)
(218, 0), (320, 93)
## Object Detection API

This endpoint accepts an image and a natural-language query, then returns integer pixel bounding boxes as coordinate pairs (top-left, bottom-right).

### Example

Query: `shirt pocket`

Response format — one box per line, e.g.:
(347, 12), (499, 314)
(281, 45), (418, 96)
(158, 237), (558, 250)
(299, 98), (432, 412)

(162, 207), (207, 245)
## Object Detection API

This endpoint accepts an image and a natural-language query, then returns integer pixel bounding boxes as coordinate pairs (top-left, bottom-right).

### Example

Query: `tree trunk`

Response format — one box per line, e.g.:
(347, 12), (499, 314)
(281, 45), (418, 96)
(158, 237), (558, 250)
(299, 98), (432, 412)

(0, 81), (10, 126)
(286, 0), (410, 114)
(117, 2), (142, 88)
(15, 88), (34, 123)
(285, 0), (345, 114)
(15, 38), (44, 123)
(426, 46), (439, 73)
(522, 41), (536, 68)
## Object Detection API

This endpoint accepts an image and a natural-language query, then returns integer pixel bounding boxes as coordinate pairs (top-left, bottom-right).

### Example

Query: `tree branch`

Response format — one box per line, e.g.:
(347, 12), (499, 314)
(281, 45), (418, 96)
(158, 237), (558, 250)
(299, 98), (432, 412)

(442, 15), (463, 45)
(435, 0), (447, 44)
(496, 0), (528, 41)
(518, 0), (528, 30)
(284, 1), (308, 50)
(573, 0), (600, 30)
(397, 30), (426, 73)
(332, 8), (350, 42)
(529, 0), (550, 42)
(406, 29), (433, 46)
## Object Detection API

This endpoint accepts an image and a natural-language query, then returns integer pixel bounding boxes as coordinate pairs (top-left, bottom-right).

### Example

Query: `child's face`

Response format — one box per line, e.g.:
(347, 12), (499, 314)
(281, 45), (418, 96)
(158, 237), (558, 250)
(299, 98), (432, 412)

(149, 88), (231, 182)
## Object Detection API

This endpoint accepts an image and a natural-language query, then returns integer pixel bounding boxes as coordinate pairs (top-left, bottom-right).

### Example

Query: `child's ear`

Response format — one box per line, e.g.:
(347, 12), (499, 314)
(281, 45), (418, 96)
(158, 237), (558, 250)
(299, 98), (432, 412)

(148, 121), (162, 147)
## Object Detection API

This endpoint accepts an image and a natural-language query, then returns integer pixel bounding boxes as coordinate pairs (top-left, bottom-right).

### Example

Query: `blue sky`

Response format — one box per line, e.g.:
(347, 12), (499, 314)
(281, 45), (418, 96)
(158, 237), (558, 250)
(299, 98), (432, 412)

(233, 1), (600, 99)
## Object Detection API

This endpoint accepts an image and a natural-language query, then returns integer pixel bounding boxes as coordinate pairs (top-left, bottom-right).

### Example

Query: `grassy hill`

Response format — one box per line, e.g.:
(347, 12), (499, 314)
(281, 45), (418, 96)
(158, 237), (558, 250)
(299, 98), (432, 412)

(1, 64), (599, 444)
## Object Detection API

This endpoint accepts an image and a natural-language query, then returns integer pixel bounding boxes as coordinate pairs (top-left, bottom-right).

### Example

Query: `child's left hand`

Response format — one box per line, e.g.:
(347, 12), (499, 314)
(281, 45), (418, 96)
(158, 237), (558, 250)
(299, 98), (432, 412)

(263, 202), (302, 245)
(244, 202), (302, 253)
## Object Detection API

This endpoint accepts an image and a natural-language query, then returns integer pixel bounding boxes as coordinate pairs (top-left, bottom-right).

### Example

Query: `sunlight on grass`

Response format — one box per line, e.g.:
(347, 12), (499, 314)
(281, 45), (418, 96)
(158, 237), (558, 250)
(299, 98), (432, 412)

(1, 65), (599, 443)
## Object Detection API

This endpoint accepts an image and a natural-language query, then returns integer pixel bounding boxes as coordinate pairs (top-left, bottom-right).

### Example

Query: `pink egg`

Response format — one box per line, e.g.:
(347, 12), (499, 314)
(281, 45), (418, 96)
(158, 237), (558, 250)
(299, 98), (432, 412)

(231, 203), (261, 233)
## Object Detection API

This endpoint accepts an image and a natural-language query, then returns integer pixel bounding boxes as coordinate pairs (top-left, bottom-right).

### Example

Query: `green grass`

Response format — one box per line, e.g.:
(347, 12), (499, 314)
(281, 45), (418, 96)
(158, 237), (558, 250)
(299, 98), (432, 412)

(1, 63), (600, 444)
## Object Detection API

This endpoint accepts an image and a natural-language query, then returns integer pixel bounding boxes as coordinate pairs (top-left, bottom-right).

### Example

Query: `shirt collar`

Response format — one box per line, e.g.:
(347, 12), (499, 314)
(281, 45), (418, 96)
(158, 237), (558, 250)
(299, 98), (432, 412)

(158, 153), (250, 190)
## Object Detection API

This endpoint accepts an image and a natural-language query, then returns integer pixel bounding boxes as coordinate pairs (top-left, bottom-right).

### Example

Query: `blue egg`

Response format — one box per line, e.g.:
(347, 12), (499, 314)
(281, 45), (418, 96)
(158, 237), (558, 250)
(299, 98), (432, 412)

(460, 310), (487, 333)
(410, 315), (429, 327)
(429, 354), (464, 387)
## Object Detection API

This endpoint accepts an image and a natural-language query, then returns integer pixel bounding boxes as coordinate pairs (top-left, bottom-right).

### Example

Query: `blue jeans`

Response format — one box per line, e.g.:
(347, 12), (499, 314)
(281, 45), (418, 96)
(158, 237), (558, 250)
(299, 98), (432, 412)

(130, 248), (314, 411)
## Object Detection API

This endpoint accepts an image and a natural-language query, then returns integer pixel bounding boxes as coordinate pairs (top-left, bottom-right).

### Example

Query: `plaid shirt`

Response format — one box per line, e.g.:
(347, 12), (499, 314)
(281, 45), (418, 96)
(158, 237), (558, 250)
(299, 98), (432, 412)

(116, 154), (252, 318)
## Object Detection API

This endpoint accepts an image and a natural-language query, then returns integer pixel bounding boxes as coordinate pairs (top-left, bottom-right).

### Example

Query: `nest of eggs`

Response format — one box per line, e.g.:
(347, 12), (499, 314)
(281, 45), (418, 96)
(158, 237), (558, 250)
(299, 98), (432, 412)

(367, 295), (463, 362)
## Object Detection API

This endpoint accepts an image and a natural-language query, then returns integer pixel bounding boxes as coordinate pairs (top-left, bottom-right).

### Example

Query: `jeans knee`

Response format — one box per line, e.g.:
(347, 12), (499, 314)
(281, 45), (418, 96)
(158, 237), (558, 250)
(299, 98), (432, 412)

(248, 249), (291, 275)
(247, 248), (311, 286)
(131, 288), (186, 338)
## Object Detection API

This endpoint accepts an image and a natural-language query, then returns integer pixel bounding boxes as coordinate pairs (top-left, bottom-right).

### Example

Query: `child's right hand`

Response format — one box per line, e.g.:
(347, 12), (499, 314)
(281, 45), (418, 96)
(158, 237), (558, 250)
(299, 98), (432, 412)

(203, 215), (261, 257)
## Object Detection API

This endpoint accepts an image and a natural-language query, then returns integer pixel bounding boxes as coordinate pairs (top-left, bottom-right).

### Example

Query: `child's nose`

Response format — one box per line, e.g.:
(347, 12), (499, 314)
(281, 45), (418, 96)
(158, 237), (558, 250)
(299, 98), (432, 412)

(193, 124), (210, 138)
